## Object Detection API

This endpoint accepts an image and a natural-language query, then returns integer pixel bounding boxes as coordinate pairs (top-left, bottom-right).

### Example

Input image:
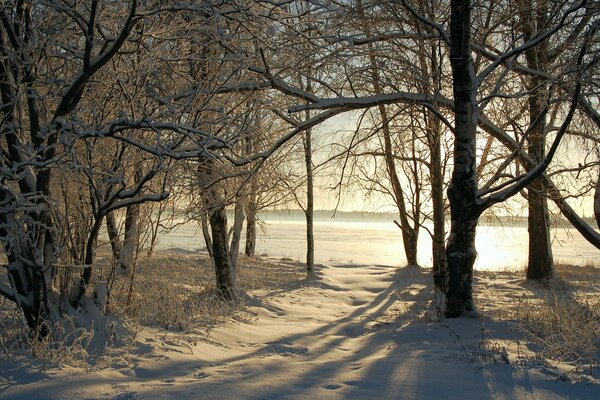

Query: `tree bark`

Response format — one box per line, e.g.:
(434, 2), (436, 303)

(69, 214), (104, 308)
(244, 197), (257, 257)
(118, 168), (143, 272)
(429, 115), (447, 292)
(200, 158), (236, 300)
(118, 203), (140, 272)
(594, 172), (600, 230)
(230, 197), (245, 271)
(0, 189), (50, 333)
(446, 0), (479, 317)
(304, 127), (315, 276)
(201, 214), (214, 258)
(244, 119), (258, 258)
(519, 0), (554, 280)
(210, 205), (236, 300)
(415, 12), (446, 291)
(106, 211), (122, 261)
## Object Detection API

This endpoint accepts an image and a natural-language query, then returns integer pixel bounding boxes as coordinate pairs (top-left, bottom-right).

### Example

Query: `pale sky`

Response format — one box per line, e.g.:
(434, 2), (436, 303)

(305, 111), (597, 218)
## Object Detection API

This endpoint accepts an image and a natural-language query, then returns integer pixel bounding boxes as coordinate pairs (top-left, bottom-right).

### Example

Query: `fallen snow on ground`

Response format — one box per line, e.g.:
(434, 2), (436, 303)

(1, 262), (599, 399)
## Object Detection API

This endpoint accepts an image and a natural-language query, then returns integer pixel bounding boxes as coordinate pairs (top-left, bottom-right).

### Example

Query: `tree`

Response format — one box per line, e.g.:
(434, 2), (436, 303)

(0, 0), (143, 332)
(0, 0), (254, 331)
(245, 0), (597, 317)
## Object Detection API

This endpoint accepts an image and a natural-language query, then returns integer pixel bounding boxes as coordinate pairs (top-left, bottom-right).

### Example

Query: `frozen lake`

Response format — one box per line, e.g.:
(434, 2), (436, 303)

(157, 219), (600, 271)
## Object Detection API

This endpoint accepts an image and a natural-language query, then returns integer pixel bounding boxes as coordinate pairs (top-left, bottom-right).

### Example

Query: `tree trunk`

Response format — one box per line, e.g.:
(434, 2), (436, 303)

(118, 166), (143, 272)
(527, 189), (554, 279)
(416, 17), (446, 292)
(69, 214), (104, 308)
(430, 116), (447, 292)
(118, 203), (140, 273)
(244, 197), (257, 257)
(304, 128), (315, 276)
(210, 205), (236, 300)
(445, 210), (478, 317)
(230, 198), (245, 271)
(106, 211), (122, 261)
(146, 201), (166, 257)
(359, 0), (419, 267)
(594, 172), (600, 230)
(1, 229), (50, 333)
(244, 114), (258, 258)
(446, 0), (479, 318)
(0, 73), (51, 334)
(201, 214), (214, 258)
(519, 0), (554, 280)
(200, 158), (237, 300)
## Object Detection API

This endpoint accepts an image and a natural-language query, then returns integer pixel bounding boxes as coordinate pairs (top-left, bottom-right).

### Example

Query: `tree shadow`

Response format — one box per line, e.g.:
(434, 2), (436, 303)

(4, 264), (599, 399)
(164, 264), (441, 398)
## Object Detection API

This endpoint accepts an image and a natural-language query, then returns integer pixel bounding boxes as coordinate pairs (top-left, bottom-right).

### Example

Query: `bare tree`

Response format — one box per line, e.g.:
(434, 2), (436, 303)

(245, 0), (598, 317)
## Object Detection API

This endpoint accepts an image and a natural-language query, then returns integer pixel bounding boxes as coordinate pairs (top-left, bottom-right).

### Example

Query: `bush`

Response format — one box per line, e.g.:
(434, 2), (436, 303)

(517, 290), (600, 375)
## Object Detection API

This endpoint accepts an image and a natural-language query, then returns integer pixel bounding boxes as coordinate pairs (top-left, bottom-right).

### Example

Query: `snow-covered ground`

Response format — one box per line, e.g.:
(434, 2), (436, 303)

(1, 259), (599, 399)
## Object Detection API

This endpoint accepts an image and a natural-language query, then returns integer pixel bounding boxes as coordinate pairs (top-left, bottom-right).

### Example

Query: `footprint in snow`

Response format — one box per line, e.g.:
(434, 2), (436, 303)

(267, 343), (310, 356)
(323, 383), (343, 390)
(111, 392), (139, 400)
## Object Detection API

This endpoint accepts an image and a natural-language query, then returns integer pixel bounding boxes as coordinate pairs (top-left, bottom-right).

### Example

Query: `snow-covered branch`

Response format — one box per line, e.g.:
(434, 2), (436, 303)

(52, 0), (139, 119)
(475, 0), (587, 86)
(104, 192), (170, 213)
(477, 17), (595, 210)
(400, 0), (450, 45)
(288, 92), (453, 113)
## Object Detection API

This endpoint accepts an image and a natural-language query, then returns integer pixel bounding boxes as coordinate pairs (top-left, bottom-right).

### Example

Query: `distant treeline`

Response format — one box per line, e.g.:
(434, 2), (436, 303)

(250, 209), (597, 228)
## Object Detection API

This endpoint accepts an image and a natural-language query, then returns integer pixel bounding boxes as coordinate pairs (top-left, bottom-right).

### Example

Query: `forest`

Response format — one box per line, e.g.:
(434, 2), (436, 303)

(1, 0), (600, 399)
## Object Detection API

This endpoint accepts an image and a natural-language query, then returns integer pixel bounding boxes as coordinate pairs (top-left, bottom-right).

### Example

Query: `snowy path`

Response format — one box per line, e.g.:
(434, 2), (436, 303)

(1, 263), (599, 399)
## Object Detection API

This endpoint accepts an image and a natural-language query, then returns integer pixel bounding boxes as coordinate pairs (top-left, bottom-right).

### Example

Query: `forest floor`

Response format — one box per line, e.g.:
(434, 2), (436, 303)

(1, 253), (600, 399)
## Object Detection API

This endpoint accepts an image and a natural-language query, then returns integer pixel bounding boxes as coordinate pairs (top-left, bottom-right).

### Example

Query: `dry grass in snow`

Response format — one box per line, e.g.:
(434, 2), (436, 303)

(1, 257), (600, 399)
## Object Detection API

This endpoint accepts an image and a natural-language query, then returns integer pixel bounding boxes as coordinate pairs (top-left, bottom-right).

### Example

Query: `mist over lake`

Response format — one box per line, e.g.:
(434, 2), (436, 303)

(157, 212), (599, 271)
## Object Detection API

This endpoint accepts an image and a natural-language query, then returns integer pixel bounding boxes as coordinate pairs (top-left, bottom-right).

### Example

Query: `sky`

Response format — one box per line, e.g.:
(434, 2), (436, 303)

(303, 112), (597, 218)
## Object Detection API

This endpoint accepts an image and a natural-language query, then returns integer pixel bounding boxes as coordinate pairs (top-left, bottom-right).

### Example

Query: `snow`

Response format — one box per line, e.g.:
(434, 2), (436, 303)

(1, 260), (599, 399)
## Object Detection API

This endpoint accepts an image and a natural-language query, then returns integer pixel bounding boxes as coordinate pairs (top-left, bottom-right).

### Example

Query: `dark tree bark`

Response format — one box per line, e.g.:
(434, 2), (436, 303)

(518, 0), (554, 280)
(428, 115), (447, 292)
(417, 32), (447, 292)
(382, 109), (419, 267)
(595, 173), (600, 230)
(210, 205), (236, 300)
(244, 122), (258, 258)
(244, 196), (257, 257)
(69, 214), (105, 308)
(304, 127), (315, 276)
(445, 0), (480, 317)
(200, 158), (237, 300)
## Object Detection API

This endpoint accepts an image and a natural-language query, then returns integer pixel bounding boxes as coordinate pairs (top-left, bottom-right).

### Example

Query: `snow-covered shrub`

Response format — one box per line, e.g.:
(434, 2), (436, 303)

(0, 296), (29, 358)
(107, 253), (303, 330)
(517, 290), (600, 374)
(0, 281), (135, 368)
